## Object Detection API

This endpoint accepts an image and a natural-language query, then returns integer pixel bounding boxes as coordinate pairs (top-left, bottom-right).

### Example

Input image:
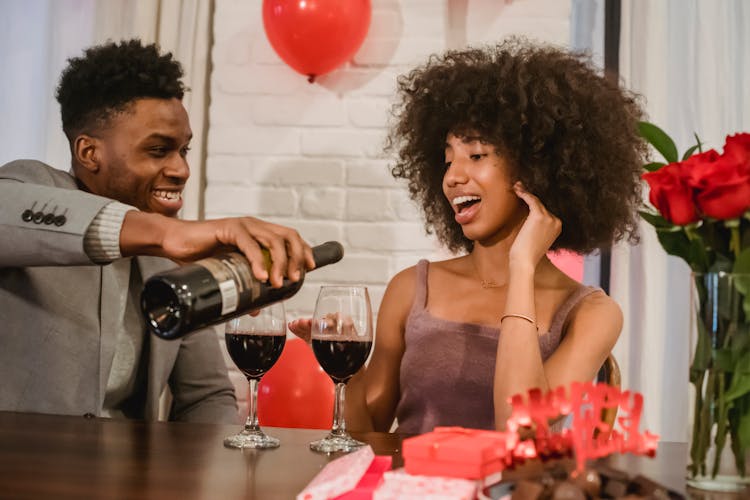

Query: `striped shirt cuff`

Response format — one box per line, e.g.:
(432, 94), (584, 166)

(83, 202), (137, 263)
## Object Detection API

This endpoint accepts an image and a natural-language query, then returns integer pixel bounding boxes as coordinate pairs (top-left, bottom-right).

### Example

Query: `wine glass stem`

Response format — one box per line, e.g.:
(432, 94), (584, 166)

(331, 382), (347, 436)
(245, 377), (260, 432)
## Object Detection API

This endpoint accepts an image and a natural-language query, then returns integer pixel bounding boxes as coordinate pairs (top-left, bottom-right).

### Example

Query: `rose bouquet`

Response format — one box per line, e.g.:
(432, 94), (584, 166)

(638, 122), (750, 488)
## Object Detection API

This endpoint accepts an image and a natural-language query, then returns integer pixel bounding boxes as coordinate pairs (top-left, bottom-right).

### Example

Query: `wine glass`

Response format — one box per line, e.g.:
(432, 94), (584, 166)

(223, 302), (286, 449)
(309, 286), (373, 453)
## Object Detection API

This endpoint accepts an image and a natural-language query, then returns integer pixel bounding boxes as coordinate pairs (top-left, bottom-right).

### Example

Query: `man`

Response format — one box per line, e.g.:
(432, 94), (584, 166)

(0, 40), (314, 423)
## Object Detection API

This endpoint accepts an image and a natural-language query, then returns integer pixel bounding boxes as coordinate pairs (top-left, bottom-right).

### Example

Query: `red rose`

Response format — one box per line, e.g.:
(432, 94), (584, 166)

(642, 163), (699, 225)
(684, 145), (750, 220)
(723, 133), (750, 165)
(682, 149), (721, 188)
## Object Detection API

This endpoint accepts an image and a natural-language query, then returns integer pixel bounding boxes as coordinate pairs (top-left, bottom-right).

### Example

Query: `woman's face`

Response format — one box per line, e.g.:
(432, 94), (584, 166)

(442, 133), (527, 245)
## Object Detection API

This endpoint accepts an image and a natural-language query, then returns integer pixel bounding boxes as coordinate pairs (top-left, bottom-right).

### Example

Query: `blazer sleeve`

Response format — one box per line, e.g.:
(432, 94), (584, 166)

(167, 327), (239, 424)
(0, 159), (115, 267)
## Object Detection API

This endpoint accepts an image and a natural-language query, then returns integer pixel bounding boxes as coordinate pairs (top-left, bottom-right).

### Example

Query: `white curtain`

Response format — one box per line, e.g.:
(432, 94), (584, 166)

(0, 0), (96, 169)
(614, 0), (750, 443)
(0, 0), (212, 220)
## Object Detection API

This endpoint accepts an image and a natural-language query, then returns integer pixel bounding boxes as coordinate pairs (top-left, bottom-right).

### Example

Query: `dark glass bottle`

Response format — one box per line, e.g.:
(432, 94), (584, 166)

(141, 241), (344, 340)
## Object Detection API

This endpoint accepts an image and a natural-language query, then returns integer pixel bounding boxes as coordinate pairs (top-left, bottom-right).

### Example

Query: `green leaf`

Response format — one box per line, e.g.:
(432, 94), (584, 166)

(691, 317), (711, 374)
(682, 144), (701, 161)
(657, 228), (712, 271)
(639, 210), (676, 229)
(714, 348), (736, 371)
(725, 373), (750, 402)
(638, 121), (679, 164)
(725, 351), (750, 402)
(733, 248), (750, 276)
(733, 249), (750, 318)
(729, 401), (747, 472)
(643, 162), (666, 172)
(688, 239), (712, 272)
(656, 229), (693, 265)
(736, 396), (750, 452)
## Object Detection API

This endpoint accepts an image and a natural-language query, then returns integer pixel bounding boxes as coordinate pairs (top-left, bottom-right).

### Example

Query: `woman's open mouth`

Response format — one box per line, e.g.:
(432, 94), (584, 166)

(452, 195), (481, 224)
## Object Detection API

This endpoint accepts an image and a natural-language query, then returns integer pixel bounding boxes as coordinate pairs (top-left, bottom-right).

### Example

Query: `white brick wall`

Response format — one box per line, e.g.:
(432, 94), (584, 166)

(207, 0), (571, 417)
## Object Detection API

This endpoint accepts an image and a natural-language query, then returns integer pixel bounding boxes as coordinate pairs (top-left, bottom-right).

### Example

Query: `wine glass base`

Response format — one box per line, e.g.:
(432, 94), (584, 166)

(224, 429), (280, 450)
(309, 433), (366, 453)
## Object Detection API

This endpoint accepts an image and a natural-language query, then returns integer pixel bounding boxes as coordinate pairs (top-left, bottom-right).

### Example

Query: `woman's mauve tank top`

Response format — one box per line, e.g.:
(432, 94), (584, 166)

(394, 259), (601, 434)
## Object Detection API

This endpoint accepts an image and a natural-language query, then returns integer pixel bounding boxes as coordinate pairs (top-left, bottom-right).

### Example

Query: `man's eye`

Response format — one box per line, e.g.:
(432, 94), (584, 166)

(180, 146), (191, 158)
(150, 147), (167, 157)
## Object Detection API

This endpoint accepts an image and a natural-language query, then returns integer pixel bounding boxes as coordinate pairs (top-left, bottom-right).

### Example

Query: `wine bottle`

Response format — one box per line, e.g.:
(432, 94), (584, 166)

(140, 241), (344, 340)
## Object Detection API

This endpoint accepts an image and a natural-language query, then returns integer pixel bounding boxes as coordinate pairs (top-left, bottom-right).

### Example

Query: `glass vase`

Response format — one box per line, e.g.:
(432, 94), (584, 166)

(687, 272), (750, 492)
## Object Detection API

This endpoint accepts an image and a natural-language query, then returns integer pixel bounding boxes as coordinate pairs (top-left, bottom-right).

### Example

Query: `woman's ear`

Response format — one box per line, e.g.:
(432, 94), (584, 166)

(73, 134), (100, 173)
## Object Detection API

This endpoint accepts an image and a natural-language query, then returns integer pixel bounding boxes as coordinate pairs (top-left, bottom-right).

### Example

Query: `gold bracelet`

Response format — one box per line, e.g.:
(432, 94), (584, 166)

(500, 313), (538, 331)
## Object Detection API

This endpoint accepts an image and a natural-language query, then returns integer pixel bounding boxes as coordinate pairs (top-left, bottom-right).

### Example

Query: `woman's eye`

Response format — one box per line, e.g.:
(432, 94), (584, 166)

(470, 154), (486, 161)
(444, 161), (452, 168)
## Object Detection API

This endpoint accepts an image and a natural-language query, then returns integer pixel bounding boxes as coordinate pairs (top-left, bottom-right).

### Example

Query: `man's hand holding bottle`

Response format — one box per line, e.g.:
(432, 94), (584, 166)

(120, 211), (315, 287)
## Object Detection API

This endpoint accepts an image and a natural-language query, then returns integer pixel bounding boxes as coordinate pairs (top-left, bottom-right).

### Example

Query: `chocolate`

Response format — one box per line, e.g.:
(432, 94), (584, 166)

(630, 475), (671, 499)
(551, 481), (586, 500)
(571, 468), (601, 498)
(602, 477), (629, 498)
(511, 479), (545, 500)
(494, 461), (684, 500)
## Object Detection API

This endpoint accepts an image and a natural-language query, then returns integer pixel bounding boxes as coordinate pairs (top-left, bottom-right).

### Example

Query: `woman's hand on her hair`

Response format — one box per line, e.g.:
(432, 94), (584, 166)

(509, 182), (562, 269)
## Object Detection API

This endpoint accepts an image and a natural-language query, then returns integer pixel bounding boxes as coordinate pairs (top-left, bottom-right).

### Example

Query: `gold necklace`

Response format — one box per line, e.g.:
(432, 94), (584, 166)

(471, 257), (506, 288)
(480, 279), (503, 289)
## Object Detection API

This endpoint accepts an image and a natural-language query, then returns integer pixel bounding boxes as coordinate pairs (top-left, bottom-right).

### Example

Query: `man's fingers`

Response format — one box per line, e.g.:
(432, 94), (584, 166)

(232, 230), (268, 283)
(262, 235), (288, 288)
(280, 229), (310, 281)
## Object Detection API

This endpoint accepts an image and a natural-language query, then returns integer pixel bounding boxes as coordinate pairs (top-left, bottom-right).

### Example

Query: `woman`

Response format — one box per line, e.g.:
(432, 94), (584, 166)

(292, 38), (647, 433)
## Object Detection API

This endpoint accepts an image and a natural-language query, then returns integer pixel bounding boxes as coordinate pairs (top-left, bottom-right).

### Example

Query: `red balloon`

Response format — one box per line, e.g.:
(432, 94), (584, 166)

(258, 338), (334, 429)
(262, 0), (371, 81)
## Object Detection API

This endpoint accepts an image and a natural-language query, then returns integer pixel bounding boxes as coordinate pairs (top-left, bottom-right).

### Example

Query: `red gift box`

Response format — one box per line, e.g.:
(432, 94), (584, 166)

(332, 455), (393, 500)
(403, 427), (512, 480)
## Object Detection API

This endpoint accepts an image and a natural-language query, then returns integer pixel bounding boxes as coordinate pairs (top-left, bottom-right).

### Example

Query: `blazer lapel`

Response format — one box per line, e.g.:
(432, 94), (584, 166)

(98, 258), (132, 406)
(137, 256), (181, 420)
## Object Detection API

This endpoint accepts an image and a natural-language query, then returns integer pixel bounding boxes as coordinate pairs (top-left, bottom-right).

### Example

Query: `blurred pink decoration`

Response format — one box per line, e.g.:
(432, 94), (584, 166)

(548, 250), (583, 282)
(262, 0), (371, 82)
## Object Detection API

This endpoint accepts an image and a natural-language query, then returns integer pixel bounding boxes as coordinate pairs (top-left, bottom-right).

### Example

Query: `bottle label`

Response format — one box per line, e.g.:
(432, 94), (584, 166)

(218, 279), (239, 315)
(196, 253), (260, 314)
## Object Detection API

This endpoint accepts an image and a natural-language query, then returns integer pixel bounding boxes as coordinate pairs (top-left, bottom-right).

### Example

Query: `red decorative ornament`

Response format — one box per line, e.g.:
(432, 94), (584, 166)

(505, 382), (660, 471)
(257, 338), (334, 429)
(262, 0), (372, 83)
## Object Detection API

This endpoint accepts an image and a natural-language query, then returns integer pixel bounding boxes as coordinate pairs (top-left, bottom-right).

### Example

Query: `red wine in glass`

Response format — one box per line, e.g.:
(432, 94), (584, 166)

(223, 302), (286, 450)
(311, 339), (372, 383)
(309, 286), (373, 454)
(226, 333), (286, 379)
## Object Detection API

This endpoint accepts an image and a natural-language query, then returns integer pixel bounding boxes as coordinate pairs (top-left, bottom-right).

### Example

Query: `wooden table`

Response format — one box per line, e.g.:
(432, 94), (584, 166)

(0, 411), (745, 499)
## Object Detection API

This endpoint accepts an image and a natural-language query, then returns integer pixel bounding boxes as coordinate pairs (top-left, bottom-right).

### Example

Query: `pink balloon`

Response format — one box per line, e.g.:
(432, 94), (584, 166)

(262, 0), (371, 81)
(258, 338), (334, 429)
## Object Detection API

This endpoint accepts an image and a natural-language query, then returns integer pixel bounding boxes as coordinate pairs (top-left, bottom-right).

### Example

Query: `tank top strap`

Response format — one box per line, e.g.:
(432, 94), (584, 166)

(409, 259), (430, 316)
(548, 285), (603, 339)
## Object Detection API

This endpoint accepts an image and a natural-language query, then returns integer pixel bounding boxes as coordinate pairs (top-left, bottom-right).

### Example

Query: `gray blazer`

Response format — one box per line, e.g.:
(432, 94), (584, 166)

(0, 160), (238, 423)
